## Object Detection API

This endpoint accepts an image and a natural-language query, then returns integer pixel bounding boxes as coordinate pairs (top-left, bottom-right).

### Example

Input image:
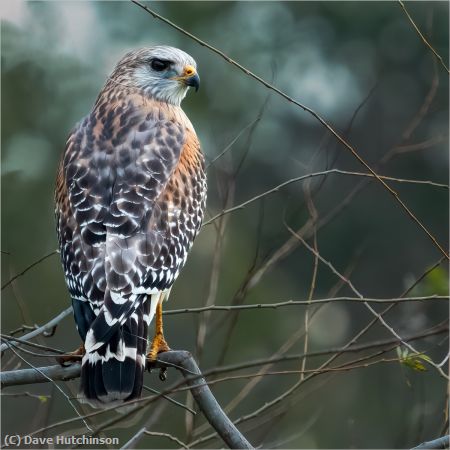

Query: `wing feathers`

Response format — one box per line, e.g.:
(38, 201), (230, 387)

(56, 95), (206, 406)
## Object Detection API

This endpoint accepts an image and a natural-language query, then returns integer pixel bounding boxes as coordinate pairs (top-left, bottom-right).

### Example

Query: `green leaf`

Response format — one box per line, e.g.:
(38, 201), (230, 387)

(397, 347), (431, 372)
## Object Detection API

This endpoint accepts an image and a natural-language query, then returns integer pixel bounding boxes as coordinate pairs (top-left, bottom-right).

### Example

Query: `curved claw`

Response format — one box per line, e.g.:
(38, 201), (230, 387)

(159, 367), (168, 381)
(56, 344), (84, 366)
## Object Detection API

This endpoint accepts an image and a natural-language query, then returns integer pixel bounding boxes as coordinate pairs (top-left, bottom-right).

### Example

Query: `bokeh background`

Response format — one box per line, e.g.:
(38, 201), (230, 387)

(1, 1), (449, 448)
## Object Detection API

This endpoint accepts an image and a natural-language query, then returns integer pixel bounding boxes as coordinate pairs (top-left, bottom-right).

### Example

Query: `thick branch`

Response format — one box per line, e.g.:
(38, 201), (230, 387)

(412, 435), (450, 449)
(2, 323), (447, 387)
(1, 362), (81, 387)
(155, 351), (253, 449)
(1, 351), (253, 450)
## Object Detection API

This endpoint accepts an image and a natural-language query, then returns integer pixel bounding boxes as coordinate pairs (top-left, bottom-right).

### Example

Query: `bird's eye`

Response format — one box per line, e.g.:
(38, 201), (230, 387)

(150, 59), (170, 72)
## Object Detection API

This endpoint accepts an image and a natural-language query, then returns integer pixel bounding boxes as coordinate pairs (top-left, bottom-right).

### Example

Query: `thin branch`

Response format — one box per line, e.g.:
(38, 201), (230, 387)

(164, 295), (448, 315)
(388, 136), (446, 157)
(1, 392), (51, 400)
(206, 117), (261, 169)
(402, 57), (440, 141)
(204, 168), (448, 225)
(142, 385), (196, 415)
(141, 431), (189, 449)
(193, 248), (365, 437)
(285, 224), (448, 378)
(131, 0), (449, 260)
(0, 306), (72, 353)
(196, 257), (447, 446)
(196, 173), (235, 361)
(1, 334), (67, 355)
(4, 325), (446, 389)
(206, 357), (400, 386)
(188, 321), (448, 447)
(121, 401), (169, 449)
(1, 250), (58, 290)
(301, 195), (319, 381)
(398, 0), (450, 74)
(3, 342), (92, 433)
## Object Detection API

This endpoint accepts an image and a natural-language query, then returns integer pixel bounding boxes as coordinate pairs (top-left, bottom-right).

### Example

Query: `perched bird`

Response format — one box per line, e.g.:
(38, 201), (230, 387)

(55, 46), (207, 407)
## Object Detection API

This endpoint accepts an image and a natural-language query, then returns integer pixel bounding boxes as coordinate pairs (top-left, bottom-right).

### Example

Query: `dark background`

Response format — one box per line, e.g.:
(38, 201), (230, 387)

(2, 1), (449, 448)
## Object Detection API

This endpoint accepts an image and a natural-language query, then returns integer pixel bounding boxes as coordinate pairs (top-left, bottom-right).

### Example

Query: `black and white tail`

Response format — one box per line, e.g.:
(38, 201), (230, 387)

(78, 296), (151, 408)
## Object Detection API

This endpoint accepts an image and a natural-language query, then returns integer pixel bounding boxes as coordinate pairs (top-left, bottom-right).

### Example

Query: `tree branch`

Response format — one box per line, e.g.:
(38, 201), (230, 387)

(1, 351), (253, 450)
(412, 435), (450, 449)
(165, 295), (448, 315)
(3, 323), (446, 387)
(154, 351), (253, 449)
(398, 0), (450, 74)
(131, 0), (449, 260)
(1, 362), (81, 387)
(0, 307), (72, 353)
(1, 250), (58, 291)
(203, 169), (448, 226)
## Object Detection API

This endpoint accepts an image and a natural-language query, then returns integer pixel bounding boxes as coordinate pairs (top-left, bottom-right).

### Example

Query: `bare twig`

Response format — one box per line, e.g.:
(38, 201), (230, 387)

(1, 392), (51, 400)
(1, 250), (58, 290)
(142, 384), (196, 415)
(3, 342), (92, 433)
(398, 0), (450, 74)
(121, 401), (170, 449)
(204, 168), (448, 225)
(189, 320), (447, 447)
(0, 307), (72, 353)
(206, 117), (261, 169)
(285, 224), (449, 378)
(164, 295), (448, 315)
(142, 431), (189, 449)
(196, 178), (234, 361)
(298, 165), (320, 381)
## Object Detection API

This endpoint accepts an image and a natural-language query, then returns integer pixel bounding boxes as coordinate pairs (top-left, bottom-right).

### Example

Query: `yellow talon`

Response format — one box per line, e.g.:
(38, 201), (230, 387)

(147, 299), (170, 362)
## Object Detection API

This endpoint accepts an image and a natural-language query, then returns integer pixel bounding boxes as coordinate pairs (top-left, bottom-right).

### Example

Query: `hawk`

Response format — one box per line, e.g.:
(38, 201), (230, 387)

(55, 46), (206, 407)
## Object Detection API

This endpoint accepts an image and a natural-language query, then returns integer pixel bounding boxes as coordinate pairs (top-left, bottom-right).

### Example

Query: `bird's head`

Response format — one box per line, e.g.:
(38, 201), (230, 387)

(108, 46), (200, 106)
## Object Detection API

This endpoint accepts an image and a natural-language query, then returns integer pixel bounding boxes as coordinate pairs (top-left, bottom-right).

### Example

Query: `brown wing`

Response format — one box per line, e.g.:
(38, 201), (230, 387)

(56, 99), (206, 348)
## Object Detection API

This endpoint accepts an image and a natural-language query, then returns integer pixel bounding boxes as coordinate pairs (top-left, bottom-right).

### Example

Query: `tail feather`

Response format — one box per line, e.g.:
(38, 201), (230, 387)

(79, 297), (151, 408)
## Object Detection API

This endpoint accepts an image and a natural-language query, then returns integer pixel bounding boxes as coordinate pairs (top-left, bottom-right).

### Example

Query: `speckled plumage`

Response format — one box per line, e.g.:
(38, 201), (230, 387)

(55, 46), (206, 407)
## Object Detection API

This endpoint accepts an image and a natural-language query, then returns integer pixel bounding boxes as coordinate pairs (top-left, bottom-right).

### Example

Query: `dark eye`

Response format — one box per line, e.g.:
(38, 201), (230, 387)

(150, 59), (170, 71)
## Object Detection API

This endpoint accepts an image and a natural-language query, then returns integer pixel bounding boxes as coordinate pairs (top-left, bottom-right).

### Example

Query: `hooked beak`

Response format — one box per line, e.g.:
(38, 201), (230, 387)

(184, 73), (200, 92)
(184, 74), (200, 92)
(174, 65), (200, 92)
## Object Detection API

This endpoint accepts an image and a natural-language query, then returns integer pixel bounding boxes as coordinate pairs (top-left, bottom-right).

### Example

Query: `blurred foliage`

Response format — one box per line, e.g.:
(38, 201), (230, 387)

(413, 266), (450, 296)
(1, 1), (449, 449)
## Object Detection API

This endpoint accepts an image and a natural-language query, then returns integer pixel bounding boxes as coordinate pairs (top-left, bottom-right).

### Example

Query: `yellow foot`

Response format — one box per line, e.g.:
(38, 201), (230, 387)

(146, 334), (170, 362)
(57, 344), (85, 366)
